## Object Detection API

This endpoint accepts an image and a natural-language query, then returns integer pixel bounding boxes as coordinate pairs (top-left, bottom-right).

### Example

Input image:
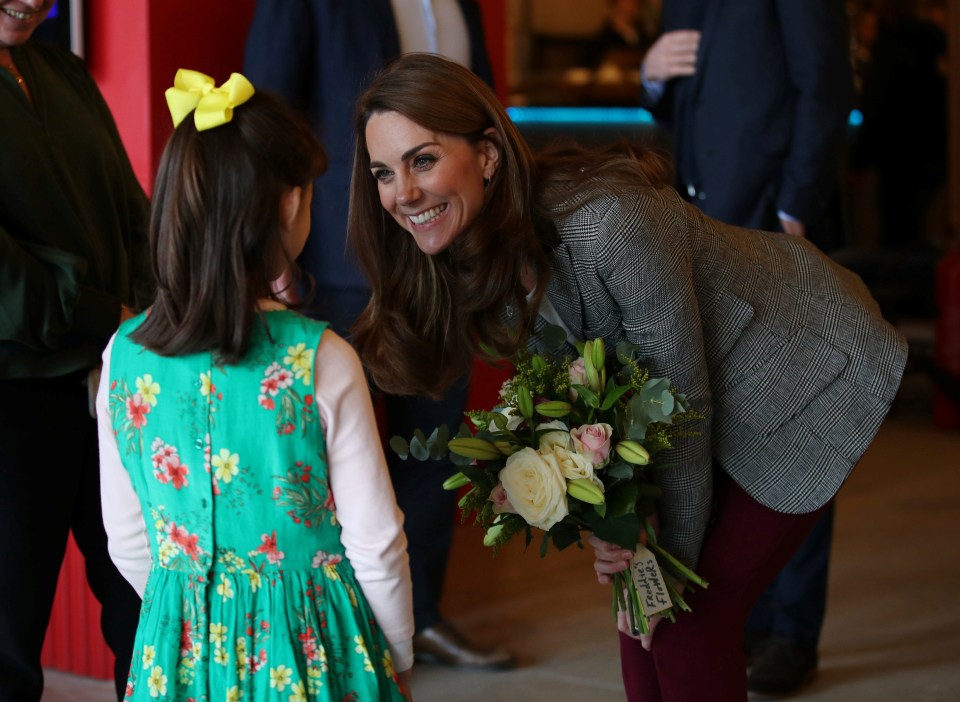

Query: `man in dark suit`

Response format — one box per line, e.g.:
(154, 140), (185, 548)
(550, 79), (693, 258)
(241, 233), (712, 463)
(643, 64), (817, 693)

(242, 0), (513, 670)
(639, 0), (853, 695)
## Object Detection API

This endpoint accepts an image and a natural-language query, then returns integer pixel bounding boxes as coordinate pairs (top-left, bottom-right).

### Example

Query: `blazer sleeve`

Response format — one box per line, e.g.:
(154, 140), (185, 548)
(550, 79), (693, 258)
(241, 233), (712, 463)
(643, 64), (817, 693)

(588, 187), (714, 571)
(773, 0), (853, 224)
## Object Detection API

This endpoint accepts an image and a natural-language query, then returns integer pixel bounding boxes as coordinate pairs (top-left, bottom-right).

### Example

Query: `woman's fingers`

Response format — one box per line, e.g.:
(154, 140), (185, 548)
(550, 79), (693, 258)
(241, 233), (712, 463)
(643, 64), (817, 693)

(587, 533), (634, 580)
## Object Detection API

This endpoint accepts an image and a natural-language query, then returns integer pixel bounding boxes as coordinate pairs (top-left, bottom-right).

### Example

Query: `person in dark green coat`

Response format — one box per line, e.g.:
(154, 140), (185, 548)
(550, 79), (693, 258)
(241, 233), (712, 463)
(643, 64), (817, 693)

(0, 3), (151, 699)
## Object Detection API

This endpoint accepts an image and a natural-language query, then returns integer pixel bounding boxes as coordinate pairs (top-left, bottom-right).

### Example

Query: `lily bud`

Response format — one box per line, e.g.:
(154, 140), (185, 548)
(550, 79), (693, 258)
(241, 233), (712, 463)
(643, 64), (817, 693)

(448, 437), (503, 461)
(442, 472), (472, 491)
(494, 440), (518, 456)
(591, 338), (606, 374)
(535, 400), (573, 418)
(482, 523), (504, 547)
(616, 440), (651, 465)
(517, 385), (533, 419)
(584, 342), (601, 392)
(567, 477), (605, 505)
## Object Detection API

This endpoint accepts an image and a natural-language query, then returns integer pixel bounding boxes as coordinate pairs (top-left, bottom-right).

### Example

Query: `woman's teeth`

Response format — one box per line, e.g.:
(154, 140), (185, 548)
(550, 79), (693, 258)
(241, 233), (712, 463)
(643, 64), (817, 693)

(409, 205), (446, 225)
(3, 8), (34, 21)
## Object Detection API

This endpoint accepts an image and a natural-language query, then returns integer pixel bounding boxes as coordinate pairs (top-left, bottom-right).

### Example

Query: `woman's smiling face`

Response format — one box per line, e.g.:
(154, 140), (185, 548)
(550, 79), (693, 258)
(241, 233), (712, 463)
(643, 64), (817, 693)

(365, 110), (499, 256)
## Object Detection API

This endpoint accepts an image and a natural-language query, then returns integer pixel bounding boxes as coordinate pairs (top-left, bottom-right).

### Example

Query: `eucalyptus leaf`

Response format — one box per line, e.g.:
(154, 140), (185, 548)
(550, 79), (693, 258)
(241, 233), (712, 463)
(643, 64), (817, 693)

(604, 461), (634, 479)
(451, 452), (474, 466)
(427, 425), (450, 460)
(409, 434), (429, 461)
(388, 436), (409, 459)
(615, 340), (642, 365)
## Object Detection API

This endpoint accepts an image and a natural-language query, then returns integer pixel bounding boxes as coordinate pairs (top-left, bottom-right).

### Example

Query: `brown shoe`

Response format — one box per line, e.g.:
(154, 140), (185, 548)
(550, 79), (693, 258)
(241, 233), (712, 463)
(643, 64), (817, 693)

(412, 620), (514, 670)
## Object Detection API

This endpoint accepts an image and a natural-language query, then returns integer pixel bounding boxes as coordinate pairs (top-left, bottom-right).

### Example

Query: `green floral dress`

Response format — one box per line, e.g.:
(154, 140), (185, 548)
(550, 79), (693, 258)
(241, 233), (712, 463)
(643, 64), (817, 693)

(106, 311), (404, 701)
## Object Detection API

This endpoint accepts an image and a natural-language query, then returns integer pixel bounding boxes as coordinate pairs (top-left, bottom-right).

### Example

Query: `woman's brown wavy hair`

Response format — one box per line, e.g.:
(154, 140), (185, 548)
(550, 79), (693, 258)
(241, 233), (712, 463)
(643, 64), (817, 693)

(348, 53), (671, 398)
(133, 91), (326, 364)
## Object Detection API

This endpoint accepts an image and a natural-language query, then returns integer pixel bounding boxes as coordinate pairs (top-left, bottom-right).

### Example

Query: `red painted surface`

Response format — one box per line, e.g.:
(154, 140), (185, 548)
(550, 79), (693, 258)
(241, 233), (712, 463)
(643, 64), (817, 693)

(40, 534), (114, 679)
(478, 0), (508, 102)
(86, 0), (256, 195)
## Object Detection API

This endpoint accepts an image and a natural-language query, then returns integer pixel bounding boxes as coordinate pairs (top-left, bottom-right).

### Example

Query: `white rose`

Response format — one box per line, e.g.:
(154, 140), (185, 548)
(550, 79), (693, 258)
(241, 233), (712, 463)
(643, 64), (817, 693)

(549, 446), (595, 481)
(536, 420), (571, 451)
(499, 447), (569, 530)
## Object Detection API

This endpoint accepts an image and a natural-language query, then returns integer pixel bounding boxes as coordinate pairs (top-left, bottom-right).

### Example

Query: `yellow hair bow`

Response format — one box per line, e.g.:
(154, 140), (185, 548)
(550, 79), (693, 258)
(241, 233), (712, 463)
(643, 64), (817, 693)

(165, 69), (255, 132)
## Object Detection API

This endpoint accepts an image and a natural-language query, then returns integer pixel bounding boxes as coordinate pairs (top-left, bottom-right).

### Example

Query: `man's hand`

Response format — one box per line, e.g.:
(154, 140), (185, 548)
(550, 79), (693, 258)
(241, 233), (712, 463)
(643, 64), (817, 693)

(779, 216), (807, 237)
(642, 30), (701, 82)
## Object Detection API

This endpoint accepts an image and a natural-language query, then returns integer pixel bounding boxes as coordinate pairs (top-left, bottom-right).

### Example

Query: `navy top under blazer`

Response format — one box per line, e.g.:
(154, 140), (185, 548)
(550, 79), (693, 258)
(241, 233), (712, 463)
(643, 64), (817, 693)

(514, 183), (908, 569)
(649, 0), (853, 234)
(243, 0), (493, 292)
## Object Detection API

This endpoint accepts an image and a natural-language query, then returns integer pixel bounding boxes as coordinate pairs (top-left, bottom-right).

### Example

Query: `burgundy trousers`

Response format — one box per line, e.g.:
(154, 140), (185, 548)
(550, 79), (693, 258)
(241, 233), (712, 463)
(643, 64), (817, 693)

(619, 471), (827, 702)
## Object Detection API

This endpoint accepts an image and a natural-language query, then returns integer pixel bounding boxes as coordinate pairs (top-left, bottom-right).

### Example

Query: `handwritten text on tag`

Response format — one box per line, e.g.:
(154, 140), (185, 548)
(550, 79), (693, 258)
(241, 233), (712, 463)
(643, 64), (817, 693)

(630, 546), (672, 616)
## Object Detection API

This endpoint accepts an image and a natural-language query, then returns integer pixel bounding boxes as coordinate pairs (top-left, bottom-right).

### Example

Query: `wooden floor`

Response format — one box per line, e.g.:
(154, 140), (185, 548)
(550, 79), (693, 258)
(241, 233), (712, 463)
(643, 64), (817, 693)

(43, 359), (960, 701)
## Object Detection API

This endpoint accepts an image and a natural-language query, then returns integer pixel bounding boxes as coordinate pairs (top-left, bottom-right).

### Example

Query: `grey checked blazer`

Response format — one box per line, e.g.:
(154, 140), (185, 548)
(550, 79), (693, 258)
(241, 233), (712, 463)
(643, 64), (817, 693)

(521, 184), (908, 568)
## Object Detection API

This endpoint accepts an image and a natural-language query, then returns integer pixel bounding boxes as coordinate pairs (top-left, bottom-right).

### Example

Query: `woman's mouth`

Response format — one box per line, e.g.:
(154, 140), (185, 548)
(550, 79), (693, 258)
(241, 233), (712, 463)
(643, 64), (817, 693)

(2, 8), (36, 21)
(408, 204), (447, 226)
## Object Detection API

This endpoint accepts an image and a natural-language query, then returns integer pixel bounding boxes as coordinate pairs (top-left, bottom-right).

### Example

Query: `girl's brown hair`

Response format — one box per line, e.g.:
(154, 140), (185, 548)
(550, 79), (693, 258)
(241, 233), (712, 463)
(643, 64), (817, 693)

(348, 54), (670, 398)
(133, 91), (326, 363)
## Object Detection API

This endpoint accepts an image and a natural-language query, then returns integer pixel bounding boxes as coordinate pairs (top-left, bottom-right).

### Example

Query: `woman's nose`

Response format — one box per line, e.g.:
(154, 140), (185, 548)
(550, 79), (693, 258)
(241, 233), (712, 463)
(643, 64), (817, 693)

(395, 176), (421, 206)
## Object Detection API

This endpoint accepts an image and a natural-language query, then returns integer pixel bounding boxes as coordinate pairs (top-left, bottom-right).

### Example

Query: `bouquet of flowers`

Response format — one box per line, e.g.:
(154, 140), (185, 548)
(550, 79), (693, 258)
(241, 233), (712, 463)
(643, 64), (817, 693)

(391, 333), (707, 634)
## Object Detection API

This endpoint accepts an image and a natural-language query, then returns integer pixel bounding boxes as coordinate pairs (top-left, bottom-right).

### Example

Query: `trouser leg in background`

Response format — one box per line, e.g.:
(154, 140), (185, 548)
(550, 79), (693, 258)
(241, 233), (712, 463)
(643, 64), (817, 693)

(746, 505), (835, 648)
(385, 384), (469, 630)
(618, 471), (827, 702)
(0, 376), (140, 702)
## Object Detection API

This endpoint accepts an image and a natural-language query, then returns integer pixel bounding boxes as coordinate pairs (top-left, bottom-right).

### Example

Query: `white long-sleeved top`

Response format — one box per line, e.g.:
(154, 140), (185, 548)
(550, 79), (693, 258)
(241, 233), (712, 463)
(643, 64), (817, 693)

(96, 327), (415, 671)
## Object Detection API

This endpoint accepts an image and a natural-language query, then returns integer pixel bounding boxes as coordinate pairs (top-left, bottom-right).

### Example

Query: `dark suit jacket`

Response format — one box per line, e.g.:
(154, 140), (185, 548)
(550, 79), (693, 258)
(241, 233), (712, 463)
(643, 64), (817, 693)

(518, 184), (907, 568)
(243, 0), (492, 291)
(648, 0), (852, 236)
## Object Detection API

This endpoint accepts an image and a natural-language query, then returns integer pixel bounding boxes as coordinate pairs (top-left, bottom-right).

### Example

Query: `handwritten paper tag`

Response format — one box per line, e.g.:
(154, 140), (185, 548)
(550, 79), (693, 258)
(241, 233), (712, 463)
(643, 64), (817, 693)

(630, 546), (672, 616)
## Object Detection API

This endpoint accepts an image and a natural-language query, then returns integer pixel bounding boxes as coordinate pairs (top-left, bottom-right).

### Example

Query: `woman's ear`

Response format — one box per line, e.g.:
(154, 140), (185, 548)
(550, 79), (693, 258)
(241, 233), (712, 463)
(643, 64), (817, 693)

(480, 127), (501, 181)
(280, 185), (303, 234)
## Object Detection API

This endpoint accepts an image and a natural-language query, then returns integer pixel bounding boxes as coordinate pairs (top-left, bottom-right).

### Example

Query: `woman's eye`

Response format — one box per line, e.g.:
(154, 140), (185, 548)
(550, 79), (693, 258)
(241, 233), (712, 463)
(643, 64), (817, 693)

(373, 169), (392, 182)
(413, 154), (436, 169)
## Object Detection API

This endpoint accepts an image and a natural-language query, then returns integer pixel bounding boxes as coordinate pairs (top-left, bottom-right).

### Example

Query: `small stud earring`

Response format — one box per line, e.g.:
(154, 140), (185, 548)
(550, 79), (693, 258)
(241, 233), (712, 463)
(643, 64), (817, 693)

(483, 177), (491, 189)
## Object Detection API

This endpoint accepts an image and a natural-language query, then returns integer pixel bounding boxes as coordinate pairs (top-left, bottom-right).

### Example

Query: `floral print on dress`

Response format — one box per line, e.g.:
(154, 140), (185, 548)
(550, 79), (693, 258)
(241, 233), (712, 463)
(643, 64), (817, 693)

(151, 507), (205, 572)
(150, 437), (189, 489)
(209, 446), (263, 514)
(258, 347), (318, 437)
(199, 370), (223, 429)
(109, 374), (161, 455)
(109, 312), (405, 701)
(273, 461), (337, 528)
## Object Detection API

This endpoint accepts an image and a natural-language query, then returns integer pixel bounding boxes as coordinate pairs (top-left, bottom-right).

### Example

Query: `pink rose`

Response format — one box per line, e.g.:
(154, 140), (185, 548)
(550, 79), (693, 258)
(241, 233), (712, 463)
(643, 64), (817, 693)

(568, 358), (587, 399)
(489, 484), (516, 515)
(570, 423), (613, 467)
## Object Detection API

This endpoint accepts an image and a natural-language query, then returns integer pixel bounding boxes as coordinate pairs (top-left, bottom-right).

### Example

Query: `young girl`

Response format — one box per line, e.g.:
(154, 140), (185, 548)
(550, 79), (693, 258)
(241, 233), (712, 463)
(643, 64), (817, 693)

(96, 69), (414, 701)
